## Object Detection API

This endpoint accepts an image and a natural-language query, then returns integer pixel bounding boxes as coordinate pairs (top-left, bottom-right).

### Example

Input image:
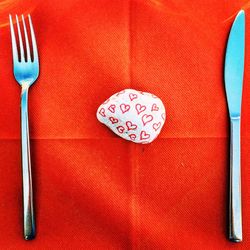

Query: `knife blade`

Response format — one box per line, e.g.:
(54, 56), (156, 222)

(224, 10), (245, 242)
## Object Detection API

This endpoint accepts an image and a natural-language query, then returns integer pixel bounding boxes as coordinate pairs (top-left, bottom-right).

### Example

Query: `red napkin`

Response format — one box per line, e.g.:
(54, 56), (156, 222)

(0, 0), (249, 248)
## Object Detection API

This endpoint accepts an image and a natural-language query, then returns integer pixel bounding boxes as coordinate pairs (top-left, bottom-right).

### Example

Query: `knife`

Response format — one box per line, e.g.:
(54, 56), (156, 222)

(224, 10), (245, 242)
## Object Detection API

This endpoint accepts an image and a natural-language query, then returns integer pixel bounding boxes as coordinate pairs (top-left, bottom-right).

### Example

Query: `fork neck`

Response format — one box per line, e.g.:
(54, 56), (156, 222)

(21, 83), (30, 94)
(21, 85), (29, 111)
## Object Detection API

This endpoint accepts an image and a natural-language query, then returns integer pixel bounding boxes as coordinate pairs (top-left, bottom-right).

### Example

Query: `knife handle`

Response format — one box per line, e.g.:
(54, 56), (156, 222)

(229, 117), (242, 242)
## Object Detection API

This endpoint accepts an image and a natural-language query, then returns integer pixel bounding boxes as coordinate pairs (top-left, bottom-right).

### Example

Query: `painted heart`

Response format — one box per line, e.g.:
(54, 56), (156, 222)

(151, 103), (159, 111)
(153, 122), (161, 131)
(108, 104), (116, 113)
(142, 114), (153, 126)
(116, 126), (125, 134)
(99, 108), (106, 117)
(135, 104), (146, 115)
(129, 93), (138, 101)
(126, 121), (137, 131)
(140, 131), (150, 140)
(109, 117), (118, 124)
(129, 134), (136, 141)
(120, 104), (130, 113)
(97, 88), (166, 144)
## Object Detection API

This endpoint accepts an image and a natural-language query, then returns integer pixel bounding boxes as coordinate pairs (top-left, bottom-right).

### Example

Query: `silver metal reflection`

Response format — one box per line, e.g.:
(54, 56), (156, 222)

(9, 14), (39, 240)
(224, 10), (245, 242)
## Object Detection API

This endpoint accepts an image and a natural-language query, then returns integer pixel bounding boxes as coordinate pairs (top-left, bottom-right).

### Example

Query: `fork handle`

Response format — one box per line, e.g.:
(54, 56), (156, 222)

(229, 117), (242, 242)
(21, 86), (35, 240)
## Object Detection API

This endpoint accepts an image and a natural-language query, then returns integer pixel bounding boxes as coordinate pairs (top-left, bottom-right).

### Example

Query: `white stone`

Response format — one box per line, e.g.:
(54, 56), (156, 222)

(96, 89), (166, 144)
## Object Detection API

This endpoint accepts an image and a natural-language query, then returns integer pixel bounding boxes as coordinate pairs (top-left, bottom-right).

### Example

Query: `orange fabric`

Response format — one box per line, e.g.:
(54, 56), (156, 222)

(0, 0), (249, 249)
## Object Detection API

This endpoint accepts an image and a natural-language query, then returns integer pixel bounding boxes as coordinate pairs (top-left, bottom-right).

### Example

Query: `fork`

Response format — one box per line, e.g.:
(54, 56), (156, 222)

(9, 14), (39, 240)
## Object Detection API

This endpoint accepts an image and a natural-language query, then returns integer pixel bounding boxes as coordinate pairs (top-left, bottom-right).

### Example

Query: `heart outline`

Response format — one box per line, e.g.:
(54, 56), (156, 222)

(129, 93), (138, 101)
(120, 104), (130, 113)
(126, 121), (137, 131)
(153, 122), (161, 131)
(116, 126), (125, 134)
(151, 103), (159, 111)
(108, 104), (116, 113)
(109, 117), (119, 124)
(140, 131), (150, 140)
(99, 108), (106, 117)
(129, 134), (136, 141)
(142, 114), (153, 126)
(135, 104), (146, 115)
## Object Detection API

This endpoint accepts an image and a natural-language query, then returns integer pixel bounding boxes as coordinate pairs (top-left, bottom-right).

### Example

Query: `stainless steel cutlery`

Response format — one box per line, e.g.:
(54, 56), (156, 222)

(224, 10), (245, 242)
(9, 14), (39, 240)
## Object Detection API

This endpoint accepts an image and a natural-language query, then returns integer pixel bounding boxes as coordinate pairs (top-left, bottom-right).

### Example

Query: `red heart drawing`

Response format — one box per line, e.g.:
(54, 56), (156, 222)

(109, 117), (118, 124)
(99, 108), (106, 117)
(116, 126), (125, 134)
(142, 114), (153, 126)
(108, 104), (116, 113)
(120, 104), (130, 113)
(140, 131), (150, 140)
(126, 121), (137, 131)
(161, 113), (166, 121)
(151, 103), (159, 111)
(153, 122), (161, 131)
(135, 104), (146, 115)
(129, 134), (136, 141)
(129, 93), (138, 101)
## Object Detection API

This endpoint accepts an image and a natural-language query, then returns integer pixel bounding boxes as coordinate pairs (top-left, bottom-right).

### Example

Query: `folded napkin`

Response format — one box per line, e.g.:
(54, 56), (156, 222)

(0, 0), (249, 249)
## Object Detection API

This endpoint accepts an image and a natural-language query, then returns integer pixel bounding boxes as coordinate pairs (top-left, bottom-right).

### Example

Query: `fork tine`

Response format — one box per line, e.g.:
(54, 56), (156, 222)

(28, 15), (38, 62)
(15, 15), (25, 62)
(22, 15), (31, 62)
(9, 15), (19, 63)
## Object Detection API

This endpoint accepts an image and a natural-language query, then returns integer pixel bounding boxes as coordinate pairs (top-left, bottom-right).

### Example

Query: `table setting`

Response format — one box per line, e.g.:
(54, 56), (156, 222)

(0, 0), (249, 249)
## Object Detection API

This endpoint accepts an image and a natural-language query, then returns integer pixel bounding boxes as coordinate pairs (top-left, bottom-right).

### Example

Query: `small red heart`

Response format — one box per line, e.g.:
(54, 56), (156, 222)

(151, 103), (159, 111)
(142, 114), (153, 126)
(129, 134), (136, 141)
(108, 104), (116, 113)
(135, 104), (146, 115)
(109, 117), (119, 124)
(120, 104), (130, 113)
(153, 122), (161, 131)
(129, 93), (138, 101)
(161, 113), (166, 121)
(140, 131), (150, 140)
(99, 108), (106, 117)
(126, 121), (137, 131)
(116, 126), (125, 134)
